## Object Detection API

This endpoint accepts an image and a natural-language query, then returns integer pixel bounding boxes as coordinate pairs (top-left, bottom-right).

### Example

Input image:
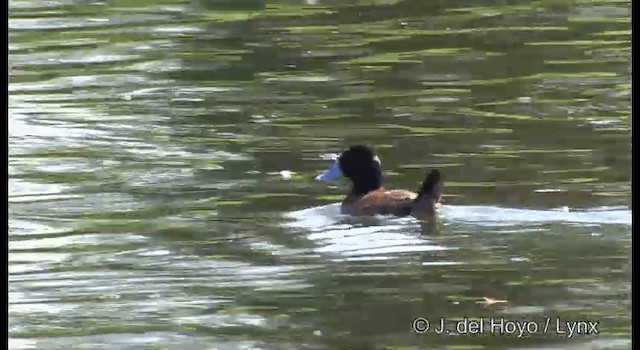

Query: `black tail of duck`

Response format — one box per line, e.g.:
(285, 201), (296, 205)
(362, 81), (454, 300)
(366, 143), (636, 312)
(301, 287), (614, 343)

(411, 169), (444, 215)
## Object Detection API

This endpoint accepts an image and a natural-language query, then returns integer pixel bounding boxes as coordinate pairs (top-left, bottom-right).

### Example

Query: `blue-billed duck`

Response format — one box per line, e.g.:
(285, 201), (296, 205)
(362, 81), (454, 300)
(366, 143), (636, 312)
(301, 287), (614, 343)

(315, 145), (443, 217)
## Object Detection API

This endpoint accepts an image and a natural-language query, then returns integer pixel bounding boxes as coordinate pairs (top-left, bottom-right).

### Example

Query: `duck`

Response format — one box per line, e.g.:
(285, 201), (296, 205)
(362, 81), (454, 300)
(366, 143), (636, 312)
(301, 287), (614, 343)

(315, 145), (443, 217)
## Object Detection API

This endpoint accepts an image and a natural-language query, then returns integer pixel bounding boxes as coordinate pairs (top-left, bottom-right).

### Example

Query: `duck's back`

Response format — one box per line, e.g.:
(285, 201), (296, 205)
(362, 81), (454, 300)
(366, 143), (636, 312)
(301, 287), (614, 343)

(362, 189), (417, 202)
(353, 189), (417, 216)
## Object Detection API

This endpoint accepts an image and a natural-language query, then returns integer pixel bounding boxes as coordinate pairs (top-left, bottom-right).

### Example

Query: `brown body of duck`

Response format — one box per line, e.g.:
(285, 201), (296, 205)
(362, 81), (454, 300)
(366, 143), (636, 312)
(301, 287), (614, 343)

(315, 145), (443, 217)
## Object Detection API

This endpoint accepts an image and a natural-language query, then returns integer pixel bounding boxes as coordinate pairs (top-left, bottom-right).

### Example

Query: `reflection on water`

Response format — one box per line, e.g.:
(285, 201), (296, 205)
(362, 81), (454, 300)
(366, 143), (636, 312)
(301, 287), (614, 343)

(9, 0), (630, 348)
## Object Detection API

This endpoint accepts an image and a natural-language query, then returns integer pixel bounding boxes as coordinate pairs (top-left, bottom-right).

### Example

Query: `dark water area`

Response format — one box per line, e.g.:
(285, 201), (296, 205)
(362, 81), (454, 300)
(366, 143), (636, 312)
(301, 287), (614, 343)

(9, 0), (630, 348)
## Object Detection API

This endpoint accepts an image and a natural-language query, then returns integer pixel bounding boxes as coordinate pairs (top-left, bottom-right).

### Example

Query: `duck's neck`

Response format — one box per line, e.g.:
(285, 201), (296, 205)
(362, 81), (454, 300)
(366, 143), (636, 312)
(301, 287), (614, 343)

(349, 177), (382, 197)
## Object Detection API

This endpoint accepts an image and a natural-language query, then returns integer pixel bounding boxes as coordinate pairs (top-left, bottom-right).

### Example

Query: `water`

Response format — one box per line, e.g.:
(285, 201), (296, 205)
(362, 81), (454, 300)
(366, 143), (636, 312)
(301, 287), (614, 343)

(9, 0), (631, 349)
